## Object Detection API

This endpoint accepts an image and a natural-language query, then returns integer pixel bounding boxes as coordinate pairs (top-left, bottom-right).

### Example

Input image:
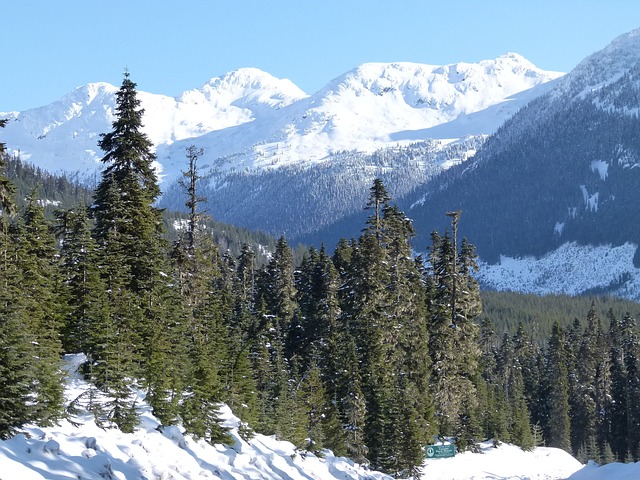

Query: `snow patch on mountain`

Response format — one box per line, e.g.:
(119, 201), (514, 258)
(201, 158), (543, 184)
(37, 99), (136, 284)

(477, 242), (640, 300)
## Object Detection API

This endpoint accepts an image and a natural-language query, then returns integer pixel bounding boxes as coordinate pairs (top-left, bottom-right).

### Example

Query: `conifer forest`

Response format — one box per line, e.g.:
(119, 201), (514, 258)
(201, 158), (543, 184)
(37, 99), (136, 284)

(3, 73), (640, 478)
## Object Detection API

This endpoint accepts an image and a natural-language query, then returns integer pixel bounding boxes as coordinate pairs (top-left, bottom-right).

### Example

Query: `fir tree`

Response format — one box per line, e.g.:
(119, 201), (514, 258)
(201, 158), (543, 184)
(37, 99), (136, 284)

(90, 71), (170, 430)
(426, 221), (482, 444)
(0, 170), (34, 437)
(364, 177), (391, 243)
(226, 243), (260, 426)
(570, 304), (601, 456)
(54, 206), (104, 354)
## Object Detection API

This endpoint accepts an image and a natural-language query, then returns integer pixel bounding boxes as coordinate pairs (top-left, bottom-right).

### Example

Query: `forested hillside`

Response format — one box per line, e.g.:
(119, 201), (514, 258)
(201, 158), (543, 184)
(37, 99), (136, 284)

(403, 46), (640, 266)
(3, 75), (640, 478)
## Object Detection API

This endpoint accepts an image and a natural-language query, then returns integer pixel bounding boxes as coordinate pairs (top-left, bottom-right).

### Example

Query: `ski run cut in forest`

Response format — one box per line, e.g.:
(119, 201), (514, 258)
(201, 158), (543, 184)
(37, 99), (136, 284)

(3, 73), (640, 479)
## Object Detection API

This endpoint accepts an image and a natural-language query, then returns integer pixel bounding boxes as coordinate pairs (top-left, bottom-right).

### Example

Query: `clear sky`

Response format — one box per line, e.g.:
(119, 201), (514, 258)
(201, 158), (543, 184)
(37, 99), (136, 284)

(3, 1), (640, 112)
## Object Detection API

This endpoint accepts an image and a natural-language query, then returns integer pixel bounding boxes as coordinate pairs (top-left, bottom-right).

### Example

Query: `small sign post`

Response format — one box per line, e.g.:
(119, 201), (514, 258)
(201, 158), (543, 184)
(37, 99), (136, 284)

(425, 444), (456, 459)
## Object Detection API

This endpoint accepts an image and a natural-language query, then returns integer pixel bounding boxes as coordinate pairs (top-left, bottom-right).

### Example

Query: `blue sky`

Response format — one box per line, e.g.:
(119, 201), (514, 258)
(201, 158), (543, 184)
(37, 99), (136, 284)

(3, 1), (640, 111)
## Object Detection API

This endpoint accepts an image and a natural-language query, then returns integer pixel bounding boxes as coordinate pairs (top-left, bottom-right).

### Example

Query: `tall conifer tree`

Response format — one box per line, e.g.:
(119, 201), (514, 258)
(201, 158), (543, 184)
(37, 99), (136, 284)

(544, 322), (571, 452)
(91, 71), (168, 430)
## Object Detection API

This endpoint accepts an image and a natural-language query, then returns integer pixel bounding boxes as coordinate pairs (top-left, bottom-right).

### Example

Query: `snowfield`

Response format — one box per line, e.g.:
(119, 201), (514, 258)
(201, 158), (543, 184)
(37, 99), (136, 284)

(477, 242), (640, 301)
(2, 355), (637, 480)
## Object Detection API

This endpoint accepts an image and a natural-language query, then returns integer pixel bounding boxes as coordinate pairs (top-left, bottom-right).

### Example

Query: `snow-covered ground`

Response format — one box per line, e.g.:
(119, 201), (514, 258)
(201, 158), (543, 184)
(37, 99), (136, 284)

(2, 355), (636, 480)
(477, 242), (640, 301)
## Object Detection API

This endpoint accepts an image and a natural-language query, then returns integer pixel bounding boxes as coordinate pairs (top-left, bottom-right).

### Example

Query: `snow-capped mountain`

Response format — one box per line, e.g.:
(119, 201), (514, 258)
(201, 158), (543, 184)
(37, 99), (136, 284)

(1, 68), (307, 182)
(1, 54), (561, 186)
(158, 54), (562, 176)
(402, 28), (640, 300)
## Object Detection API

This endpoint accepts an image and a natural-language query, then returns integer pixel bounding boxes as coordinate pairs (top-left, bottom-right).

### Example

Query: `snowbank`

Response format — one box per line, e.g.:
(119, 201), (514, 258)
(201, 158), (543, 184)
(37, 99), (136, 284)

(0, 355), (597, 479)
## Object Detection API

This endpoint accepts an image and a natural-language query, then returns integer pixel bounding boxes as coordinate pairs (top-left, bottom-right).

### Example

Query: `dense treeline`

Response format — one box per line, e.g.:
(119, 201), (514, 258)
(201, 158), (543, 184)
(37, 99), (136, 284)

(3, 75), (640, 477)
(480, 291), (640, 342)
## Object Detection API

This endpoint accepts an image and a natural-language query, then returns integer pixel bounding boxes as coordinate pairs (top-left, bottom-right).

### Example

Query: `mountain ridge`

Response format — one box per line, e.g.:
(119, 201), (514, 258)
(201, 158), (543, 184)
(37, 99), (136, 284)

(1, 54), (562, 186)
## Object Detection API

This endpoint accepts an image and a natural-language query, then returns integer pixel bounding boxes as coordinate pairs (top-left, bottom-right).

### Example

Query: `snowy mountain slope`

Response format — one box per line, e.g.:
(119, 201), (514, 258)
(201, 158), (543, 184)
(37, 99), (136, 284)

(401, 27), (640, 300)
(1, 68), (307, 182)
(477, 243), (640, 299)
(554, 28), (640, 100)
(1, 55), (562, 186)
(0, 354), (591, 480)
(157, 54), (563, 181)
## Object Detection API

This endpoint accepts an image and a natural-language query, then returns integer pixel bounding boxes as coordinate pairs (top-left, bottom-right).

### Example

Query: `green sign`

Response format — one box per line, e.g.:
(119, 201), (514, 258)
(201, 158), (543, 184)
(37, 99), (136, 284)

(425, 444), (456, 459)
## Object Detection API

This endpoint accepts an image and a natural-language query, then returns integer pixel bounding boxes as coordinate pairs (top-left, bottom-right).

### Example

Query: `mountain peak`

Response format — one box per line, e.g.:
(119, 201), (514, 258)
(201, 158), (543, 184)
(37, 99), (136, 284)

(177, 68), (307, 109)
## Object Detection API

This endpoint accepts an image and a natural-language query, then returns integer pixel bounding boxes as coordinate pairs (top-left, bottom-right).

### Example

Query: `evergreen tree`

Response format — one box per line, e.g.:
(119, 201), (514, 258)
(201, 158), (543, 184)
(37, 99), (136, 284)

(364, 178), (391, 242)
(512, 323), (544, 429)
(169, 151), (231, 440)
(90, 71), (170, 430)
(608, 311), (625, 459)
(54, 206), (104, 354)
(426, 221), (482, 445)
(226, 243), (260, 427)
(298, 362), (328, 452)
(544, 322), (571, 452)
(10, 192), (65, 426)
(0, 119), (16, 217)
(620, 312), (640, 460)
(262, 236), (297, 336)
(569, 305), (601, 457)
(0, 158), (33, 438)
(93, 70), (165, 294)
